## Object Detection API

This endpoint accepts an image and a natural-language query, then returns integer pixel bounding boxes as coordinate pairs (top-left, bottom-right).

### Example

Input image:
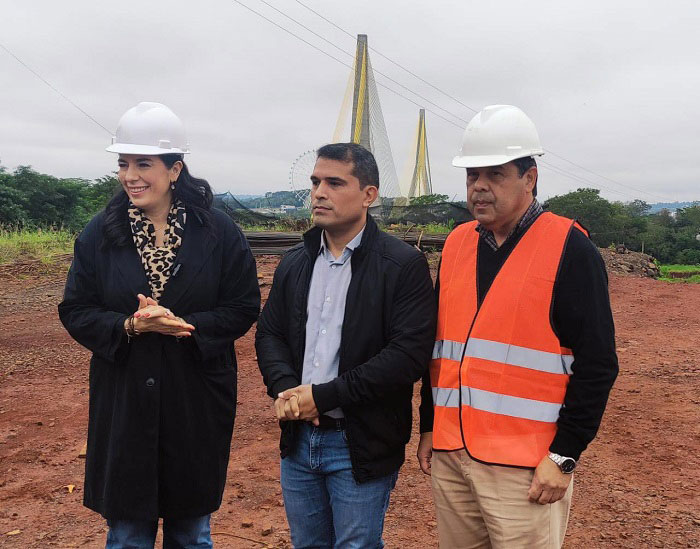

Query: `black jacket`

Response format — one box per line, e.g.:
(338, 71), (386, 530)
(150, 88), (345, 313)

(255, 215), (436, 482)
(58, 207), (260, 520)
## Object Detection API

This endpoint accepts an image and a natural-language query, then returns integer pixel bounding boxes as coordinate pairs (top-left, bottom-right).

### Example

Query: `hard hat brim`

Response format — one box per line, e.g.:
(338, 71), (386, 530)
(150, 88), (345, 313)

(452, 151), (543, 168)
(106, 143), (190, 155)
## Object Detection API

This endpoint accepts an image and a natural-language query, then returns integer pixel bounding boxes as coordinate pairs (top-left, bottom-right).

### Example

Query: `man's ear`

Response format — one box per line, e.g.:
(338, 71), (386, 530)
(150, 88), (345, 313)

(363, 185), (379, 207)
(524, 167), (537, 194)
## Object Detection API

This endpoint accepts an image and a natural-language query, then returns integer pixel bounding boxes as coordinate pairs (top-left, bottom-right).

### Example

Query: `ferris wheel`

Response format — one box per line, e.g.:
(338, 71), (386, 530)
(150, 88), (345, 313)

(289, 149), (316, 209)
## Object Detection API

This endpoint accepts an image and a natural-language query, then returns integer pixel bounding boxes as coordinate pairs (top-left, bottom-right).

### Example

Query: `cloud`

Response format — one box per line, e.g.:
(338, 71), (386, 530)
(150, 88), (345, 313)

(1, 0), (698, 202)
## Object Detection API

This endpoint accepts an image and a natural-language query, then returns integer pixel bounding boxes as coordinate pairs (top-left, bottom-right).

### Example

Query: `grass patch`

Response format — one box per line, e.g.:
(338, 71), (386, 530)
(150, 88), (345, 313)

(659, 263), (700, 283)
(240, 218), (312, 232)
(0, 228), (75, 265)
(659, 264), (700, 274)
(416, 223), (453, 235)
(385, 222), (455, 235)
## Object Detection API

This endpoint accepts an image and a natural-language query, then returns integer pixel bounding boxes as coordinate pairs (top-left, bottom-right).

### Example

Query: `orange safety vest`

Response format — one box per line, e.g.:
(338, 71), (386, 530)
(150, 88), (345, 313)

(430, 212), (586, 468)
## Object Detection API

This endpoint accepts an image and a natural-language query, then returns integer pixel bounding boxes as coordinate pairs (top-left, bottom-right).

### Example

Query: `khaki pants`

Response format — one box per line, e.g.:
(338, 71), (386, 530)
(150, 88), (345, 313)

(431, 450), (573, 549)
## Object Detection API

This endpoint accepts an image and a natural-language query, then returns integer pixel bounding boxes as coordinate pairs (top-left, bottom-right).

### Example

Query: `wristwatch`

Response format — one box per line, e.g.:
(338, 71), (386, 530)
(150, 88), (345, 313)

(548, 452), (577, 474)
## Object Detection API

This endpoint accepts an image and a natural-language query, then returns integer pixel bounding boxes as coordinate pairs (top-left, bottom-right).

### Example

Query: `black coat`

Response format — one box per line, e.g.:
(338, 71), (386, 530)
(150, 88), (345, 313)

(255, 215), (436, 482)
(58, 207), (260, 520)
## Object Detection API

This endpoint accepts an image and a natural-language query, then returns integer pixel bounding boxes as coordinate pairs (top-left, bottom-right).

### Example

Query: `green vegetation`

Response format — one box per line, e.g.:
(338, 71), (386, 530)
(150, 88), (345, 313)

(0, 165), (114, 265)
(0, 227), (75, 265)
(1, 165), (699, 266)
(239, 217), (312, 232)
(545, 188), (700, 264)
(0, 165), (119, 231)
(409, 193), (450, 206)
(414, 221), (455, 234)
(658, 264), (700, 283)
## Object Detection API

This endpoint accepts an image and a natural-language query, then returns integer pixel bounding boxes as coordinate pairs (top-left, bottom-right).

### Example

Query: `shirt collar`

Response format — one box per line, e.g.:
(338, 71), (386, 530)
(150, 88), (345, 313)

(475, 199), (543, 251)
(319, 225), (366, 256)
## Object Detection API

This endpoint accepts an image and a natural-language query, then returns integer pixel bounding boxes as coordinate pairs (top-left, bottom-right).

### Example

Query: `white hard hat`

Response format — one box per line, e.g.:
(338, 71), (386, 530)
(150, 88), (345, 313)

(106, 102), (190, 155)
(452, 105), (543, 168)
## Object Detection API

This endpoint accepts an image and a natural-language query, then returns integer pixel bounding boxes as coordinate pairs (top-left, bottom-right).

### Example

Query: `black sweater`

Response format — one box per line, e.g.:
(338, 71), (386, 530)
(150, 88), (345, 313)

(419, 216), (618, 461)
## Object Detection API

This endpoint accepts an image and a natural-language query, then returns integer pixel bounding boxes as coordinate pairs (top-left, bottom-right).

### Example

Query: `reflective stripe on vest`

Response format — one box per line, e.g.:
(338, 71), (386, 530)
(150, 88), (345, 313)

(432, 338), (574, 376)
(431, 387), (562, 423)
(429, 212), (583, 467)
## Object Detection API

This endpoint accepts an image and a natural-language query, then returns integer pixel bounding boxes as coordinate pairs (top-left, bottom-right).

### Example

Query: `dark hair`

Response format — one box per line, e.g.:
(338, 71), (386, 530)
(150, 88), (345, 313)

(316, 143), (379, 189)
(102, 153), (214, 248)
(513, 156), (538, 197)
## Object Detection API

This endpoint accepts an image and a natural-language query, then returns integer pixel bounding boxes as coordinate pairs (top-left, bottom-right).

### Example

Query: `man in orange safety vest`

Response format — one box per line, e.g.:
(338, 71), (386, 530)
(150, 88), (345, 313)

(417, 105), (618, 548)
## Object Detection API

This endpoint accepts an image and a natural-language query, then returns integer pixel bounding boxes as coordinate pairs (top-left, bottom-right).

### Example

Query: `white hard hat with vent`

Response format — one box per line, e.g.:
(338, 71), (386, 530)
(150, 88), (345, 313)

(106, 102), (190, 155)
(453, 105), (543, 168)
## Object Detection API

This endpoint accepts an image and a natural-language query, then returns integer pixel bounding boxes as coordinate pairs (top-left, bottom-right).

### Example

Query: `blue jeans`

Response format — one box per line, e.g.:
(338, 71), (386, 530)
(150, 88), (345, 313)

(281, 421), (398, 549)
(105, 515), (212, 548)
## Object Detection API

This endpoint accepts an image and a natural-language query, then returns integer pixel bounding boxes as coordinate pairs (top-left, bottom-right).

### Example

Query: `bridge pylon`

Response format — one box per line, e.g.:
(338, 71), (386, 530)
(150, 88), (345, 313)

(406, 109), (433, 199)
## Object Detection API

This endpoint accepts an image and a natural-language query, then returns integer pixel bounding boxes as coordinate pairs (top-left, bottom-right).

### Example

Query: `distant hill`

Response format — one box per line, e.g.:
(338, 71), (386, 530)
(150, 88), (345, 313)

(649, 201), (698, 213)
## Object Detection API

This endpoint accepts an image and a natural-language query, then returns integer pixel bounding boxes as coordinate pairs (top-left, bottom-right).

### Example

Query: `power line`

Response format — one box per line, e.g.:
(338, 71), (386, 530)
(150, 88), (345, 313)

(231, 1), (649, 201)
(0, 4), (663, 202)
(539, 160), (632, 199)
(294, 0), (479, 116)
(290, 0), (663, 201)
(252, 0), (467, 127)
(542, 149), (666, 200)
(229, 0), (467, 129)
(0, 42), (111, 134)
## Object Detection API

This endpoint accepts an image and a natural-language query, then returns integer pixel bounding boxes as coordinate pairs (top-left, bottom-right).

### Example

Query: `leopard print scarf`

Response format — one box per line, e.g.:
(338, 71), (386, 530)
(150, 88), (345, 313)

(128, 200), (186, 301)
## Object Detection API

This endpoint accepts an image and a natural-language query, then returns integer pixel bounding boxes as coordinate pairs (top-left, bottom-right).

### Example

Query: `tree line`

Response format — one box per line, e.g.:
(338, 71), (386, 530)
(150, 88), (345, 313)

(0, 165), (119, 232)
(544, 188), (700, 264)
(1, 166), (698, 264)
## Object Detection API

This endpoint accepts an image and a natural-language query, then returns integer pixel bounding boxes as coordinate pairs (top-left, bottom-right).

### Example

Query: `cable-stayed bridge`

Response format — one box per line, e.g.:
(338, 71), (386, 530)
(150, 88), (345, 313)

(291, 34), (433, 205)
(403, 109), (433, 200)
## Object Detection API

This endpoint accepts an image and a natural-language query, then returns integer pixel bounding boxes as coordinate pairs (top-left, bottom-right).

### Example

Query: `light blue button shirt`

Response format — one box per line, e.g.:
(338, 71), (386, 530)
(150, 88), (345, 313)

(302, 226), (365, 418)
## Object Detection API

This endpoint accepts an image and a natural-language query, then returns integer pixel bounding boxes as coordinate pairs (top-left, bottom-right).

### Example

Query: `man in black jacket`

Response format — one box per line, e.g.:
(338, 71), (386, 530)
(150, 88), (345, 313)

(256, 143), (436, 548)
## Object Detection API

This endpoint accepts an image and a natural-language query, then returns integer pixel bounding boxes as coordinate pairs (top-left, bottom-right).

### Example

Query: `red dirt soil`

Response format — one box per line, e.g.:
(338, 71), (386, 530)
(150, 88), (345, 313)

(0, 255), (698, 548)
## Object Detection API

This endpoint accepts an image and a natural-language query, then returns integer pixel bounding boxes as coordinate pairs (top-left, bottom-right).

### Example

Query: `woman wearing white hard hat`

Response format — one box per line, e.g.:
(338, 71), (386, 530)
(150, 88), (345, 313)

(59, 102), (260, 548)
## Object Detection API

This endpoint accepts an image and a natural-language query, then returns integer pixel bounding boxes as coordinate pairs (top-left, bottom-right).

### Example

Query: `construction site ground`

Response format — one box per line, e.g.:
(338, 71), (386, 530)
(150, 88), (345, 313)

(0, 254), (698, 548)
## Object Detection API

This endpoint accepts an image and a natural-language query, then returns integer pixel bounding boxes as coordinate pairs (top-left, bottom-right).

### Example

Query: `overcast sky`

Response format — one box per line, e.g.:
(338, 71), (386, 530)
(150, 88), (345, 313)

(1, 0), (698, 203)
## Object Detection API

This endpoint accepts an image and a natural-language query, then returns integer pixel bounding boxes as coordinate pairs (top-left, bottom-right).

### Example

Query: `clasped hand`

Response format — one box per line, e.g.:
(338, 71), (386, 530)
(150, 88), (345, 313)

(274, 385), (319, 425)
(128, 294), (195, 337)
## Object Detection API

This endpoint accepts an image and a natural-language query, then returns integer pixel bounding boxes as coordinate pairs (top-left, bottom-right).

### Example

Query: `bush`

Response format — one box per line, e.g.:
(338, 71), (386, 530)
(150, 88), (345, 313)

(546, 190), (700, 264)
(675, 249), (700, 265)
(409, 194), (450, 206)
(0, 166), (119, 231)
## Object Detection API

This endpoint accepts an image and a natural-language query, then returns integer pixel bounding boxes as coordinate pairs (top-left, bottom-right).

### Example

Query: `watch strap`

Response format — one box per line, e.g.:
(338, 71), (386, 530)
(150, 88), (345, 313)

(548, 452), (576, 473)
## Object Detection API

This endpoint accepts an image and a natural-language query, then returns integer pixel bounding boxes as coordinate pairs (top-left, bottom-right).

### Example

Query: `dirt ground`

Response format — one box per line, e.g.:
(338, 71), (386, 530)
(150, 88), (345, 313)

(0, 255), (698, 548)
